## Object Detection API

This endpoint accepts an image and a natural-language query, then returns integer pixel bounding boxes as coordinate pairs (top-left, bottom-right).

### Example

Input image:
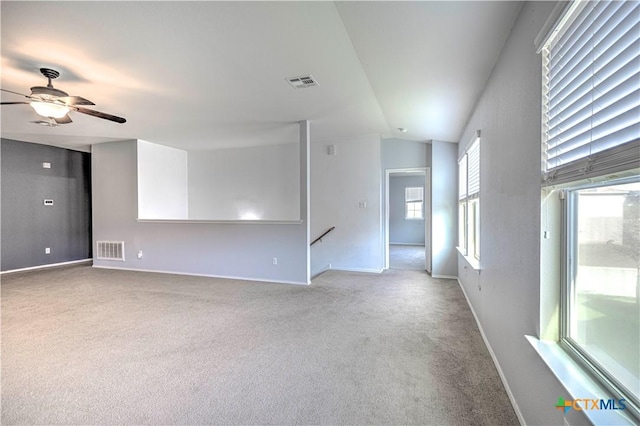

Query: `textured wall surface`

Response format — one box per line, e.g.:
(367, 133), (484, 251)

(455, 2), (581, 425)
(1, 139), (92, 271)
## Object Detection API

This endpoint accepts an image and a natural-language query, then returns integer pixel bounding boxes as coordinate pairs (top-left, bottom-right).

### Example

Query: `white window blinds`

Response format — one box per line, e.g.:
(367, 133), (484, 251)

(458, 155), (468, 200)
(405, 187), (423, 202)
(542, 0), (640, 185)
(467, 138), (480, 197)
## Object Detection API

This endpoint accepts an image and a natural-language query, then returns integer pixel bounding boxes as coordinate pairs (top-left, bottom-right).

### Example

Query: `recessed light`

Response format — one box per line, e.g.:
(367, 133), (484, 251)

(398, 127), (408, 133)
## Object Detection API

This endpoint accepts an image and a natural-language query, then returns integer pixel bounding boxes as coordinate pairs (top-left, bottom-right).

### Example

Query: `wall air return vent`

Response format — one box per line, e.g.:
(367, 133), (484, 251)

(286, 75), (319, 89)
(96, 241), (125, 261)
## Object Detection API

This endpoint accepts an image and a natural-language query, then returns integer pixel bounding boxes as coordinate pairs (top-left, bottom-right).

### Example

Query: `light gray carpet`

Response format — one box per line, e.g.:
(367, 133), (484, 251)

(389, 244), (425, 271)
(1, 265), (518, 425)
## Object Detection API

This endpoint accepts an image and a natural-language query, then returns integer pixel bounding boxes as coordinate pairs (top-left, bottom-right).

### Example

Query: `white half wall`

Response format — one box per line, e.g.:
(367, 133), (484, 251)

(137, 140), (188, 220)
(92, 121), (310, 284)
(311, 134), (383, 275)
(188, 143), (300, 221)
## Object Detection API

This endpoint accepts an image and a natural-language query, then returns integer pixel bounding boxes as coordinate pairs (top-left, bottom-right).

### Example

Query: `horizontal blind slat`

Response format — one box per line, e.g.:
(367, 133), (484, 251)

(467, 140), (480, 196)
(548, 85), (640, 152)
(459, 155), (468, 199)
(542, 0), (639, 181)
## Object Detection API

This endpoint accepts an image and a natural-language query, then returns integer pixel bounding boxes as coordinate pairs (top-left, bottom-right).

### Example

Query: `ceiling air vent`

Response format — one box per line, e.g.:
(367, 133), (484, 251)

(96, 241), (125, 261)
(286, 74), (319, 89)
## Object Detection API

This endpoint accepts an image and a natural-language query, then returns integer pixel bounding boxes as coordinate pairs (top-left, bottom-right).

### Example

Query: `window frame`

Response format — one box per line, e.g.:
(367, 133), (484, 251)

(538, 0), (640, 420)
(457, 132), (481, 269)
(559, 177), (640, 416)
(404, 186), (424, 220)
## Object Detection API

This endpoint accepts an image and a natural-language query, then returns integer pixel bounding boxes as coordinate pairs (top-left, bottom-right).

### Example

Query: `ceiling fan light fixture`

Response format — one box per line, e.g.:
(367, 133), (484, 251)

(30, 101), (70, 119)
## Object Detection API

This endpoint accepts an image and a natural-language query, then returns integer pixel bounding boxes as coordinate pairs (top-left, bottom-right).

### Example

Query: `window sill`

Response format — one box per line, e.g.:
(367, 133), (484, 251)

(457, 247), (480, 270)
(525, 335), (637, 425)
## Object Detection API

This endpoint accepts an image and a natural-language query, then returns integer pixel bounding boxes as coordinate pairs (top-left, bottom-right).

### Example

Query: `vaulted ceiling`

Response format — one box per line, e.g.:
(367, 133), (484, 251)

(1, 1), (523, 151)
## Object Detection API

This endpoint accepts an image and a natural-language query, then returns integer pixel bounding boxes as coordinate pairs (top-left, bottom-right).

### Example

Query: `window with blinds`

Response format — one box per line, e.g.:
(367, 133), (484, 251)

(538, 0), (640, 418)
(405, 187), (424, 220)
(467, 139), (480, 198)
(541, 0), (640, 185)
(458, 133), (481, 266)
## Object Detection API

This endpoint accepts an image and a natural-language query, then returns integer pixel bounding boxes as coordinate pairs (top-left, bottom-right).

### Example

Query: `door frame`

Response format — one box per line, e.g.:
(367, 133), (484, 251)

(384, 167), (431, 272)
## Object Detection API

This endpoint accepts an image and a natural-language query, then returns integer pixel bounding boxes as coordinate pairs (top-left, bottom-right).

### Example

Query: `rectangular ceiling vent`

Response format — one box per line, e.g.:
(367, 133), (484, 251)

(96, 241), (125, 261)
(286, 74), (319, 89)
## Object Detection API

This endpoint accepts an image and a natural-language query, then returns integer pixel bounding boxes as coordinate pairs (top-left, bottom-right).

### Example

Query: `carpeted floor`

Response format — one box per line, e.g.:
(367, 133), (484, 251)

(389, 244), (426, 270)
(1, 265), (518, 425)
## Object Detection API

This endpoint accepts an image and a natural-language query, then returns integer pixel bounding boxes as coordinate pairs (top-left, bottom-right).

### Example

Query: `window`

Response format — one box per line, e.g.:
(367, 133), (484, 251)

(458, 133), (480, 265)
(541, 0), (640, 416)
(563, 180), (640, 409)
(405, 186), (424, 219)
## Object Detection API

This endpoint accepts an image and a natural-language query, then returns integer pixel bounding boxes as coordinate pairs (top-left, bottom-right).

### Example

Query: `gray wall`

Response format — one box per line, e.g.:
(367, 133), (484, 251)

(188, 143), (299, 221)
(431, 140), (458, 278)
(311, 134), (383, 275)
(92, 121), (309, 284)
(456, 2), (579, 425)
(1, 138), (92, 271)
(389, 175), (425, 245)
(381, 138), (432, 170)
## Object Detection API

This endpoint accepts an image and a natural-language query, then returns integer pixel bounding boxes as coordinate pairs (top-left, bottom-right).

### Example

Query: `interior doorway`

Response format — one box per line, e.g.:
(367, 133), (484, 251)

(385, 168), (431, 272)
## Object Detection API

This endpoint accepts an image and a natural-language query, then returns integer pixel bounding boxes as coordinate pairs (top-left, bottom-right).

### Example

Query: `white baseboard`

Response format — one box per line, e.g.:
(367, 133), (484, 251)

(432, 274), (458, 280)
(1, 258), (92, 275)
(456, 278), (526, 426)
(389, 243), (426, 246)
(330, 266), (384, 274)
(311, 263), (332, 279)
(91, 265), (310, 286)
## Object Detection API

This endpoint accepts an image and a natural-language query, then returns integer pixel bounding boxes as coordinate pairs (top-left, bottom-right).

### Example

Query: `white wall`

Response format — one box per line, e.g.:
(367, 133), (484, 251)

(456, 2), (579, 425)
(137, 140), (188, 220)
(389, 175), (425, 245)
(311, 134), (383, 275)
(431, 140), (458, 278)
(188, 143), (299, 221)
(92, 121), (310, 285)
(381, 138), (432, 170)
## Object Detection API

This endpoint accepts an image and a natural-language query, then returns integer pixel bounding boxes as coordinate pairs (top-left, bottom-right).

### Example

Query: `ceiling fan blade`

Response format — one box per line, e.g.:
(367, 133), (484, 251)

(1, 88), (30, 98)
(1, 101), (29, 105)
(58, 96), (95, 106)
(54, 114), (73, 124)
(74, 106), (126, 124)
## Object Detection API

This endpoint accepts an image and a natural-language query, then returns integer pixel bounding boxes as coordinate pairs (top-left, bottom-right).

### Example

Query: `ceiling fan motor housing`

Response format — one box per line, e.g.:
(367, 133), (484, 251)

(30, 86), (69, 99)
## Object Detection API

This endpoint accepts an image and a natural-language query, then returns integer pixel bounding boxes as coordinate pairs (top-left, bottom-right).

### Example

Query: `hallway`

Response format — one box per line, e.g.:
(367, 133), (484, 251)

(389, 244), (425, 271)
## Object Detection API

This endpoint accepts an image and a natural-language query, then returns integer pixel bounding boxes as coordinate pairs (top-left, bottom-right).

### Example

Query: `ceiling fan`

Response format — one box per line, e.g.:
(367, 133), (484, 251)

(1, 68), (126, 126)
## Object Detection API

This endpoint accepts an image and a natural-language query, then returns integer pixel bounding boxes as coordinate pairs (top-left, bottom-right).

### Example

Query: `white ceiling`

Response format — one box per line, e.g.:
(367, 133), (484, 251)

(1, 1), (523, 151)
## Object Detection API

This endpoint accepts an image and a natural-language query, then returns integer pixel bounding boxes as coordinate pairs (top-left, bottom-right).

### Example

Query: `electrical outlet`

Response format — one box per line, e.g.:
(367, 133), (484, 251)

(273, 257), (278, 265)
(45, 248), (51, 254)
(137, 250), (143, 259)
